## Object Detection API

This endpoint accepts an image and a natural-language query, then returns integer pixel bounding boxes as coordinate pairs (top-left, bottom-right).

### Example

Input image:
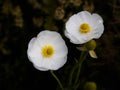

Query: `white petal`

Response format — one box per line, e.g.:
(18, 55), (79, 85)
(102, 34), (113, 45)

(66, 20), (86, 44)
(92, 24), (104, 39)
(27, 39), (46, 68)
(77, 11), (91, 23)
(53, 44), (68, 59)
(67, 14), (84, 26)
(66, 17), (80, 35)
(37, 30), (60, 39)
(27, 45), (42, 60)
(79, 35), (92, 44)
(37, 30), (63, 46)
(54, 46), (68, 58)
(33, 64), (49, 71)
(65, 30), (80, 44)
(36, 42), (68, 70)
(27, 37), (43, 63)
(51, 33), (68, 56)
(91, 13), (103, 28)
(48, 56), (67, 70)
(28, 54), (43, 66)
(37, 30), (50, 38)
(27, 37), (36, 54)
(65, 13), (84, 36)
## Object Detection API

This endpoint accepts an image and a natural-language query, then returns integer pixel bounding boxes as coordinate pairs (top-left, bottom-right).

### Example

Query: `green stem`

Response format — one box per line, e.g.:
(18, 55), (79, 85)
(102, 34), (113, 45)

(50, 70), (64, 90)
(68, 63), (78, 86)
(74, 51), (88, 85)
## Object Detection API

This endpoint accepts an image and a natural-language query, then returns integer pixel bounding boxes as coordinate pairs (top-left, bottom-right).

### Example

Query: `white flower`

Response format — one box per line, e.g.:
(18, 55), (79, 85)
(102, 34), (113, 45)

(27, 30), (68, 71)
(65, 11), (104, 44)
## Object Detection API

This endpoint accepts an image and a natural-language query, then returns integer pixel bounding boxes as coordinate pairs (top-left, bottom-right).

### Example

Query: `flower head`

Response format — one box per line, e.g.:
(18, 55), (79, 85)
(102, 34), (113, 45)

(27, 30), (68, 71)
(65, 11), (104, 44)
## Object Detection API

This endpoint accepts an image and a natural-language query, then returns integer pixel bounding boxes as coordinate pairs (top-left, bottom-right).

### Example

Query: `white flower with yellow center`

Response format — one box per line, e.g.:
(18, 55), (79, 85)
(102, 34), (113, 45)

(27, 30), (68, 71)
(65, 11), (104, 44)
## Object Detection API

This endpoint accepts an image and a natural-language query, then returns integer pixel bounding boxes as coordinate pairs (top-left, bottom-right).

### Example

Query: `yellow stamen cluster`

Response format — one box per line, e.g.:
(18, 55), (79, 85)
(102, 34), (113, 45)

(80, 23), (90, 33)
(42, 45), (54, 58)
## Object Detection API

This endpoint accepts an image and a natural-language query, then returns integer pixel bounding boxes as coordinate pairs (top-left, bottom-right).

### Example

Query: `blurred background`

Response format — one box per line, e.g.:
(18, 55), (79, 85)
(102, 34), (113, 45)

(0, 0), (120, 90)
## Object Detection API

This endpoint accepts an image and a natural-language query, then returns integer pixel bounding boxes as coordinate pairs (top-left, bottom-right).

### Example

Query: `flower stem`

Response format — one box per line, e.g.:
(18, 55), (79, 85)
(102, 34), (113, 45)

(74, 51), (88, 85)
(50, 70), (64, 90)
(68, 63), (78, 86)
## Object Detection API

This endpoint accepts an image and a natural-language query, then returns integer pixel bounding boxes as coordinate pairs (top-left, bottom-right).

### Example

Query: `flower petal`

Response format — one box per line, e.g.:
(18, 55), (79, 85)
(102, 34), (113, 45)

(91, 13), (103, 28)
(92, 24), (104, 39)
(49, 56), (67, 70)
(33, 64), (49, 71)
(27, 38), (36, 54)
(77, 11), (91, 23)
(65, 30), (80, 44)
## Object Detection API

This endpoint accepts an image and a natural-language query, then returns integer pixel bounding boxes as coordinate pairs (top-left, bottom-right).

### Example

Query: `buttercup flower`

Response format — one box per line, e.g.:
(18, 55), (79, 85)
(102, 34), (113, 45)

(65, 11), (104, 44)
(27, 30), (68, 71)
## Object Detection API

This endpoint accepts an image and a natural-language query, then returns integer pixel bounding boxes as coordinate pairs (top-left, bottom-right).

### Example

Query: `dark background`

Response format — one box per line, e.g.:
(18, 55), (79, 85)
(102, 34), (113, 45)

(0, 0), (120, 90)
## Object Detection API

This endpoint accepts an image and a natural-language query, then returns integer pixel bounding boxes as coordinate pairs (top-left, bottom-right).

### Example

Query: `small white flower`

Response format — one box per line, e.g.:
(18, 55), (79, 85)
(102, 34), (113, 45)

(65, 11), (104, 44)
(27, 30), (68, 71)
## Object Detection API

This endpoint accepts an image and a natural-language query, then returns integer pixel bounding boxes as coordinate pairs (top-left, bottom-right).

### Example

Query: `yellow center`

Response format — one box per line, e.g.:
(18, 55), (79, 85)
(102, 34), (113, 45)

(79, 23), (90, 33)
(41, 45), (54, 58)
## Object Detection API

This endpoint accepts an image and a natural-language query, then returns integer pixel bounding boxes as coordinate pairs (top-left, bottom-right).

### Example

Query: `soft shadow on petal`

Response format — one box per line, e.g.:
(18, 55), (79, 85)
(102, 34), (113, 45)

(49, 56), (67, 70)
(28, 55), (43, 67)
(33, 64), (49, 71)
(65, 30), (80, 44)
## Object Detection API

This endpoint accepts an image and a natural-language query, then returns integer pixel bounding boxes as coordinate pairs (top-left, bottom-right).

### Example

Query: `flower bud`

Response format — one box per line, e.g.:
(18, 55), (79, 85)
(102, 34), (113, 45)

(84, 81), (97, 90)
(85, 40), (96, 50)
